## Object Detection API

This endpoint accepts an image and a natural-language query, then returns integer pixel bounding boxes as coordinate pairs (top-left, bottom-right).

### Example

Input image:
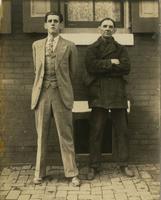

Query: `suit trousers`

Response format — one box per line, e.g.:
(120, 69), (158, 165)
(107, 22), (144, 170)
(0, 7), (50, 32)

(89, 107), (129, 169)
(34, 86), (78, 178)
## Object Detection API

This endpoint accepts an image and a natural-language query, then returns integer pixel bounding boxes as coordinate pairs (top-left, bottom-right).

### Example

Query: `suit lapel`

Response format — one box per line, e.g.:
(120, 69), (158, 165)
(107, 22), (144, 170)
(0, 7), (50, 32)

(36, 38), (47, 68)
(55, 36), (68, 70)
(101, 43), (117, 58)
(36, 36), (67, 70)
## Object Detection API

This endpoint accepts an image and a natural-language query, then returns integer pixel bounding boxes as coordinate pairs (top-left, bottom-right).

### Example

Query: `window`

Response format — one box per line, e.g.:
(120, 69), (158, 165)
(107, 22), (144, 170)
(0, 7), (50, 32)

(64, 0), (124, 28)
(22, 0), (158, 34)
(0, 0), (11, 33)
(131, 0), (159, 33)
(23, 0), (59, 33)
(30, 0), (51, 17)
(0, 0), (2, 22)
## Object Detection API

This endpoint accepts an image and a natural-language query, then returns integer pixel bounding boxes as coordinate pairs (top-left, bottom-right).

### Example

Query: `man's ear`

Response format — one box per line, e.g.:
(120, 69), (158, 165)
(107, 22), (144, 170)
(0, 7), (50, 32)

(112, 27), (117, 34)
(59, 23), (64, 32)
(44, 23), (47, 30)
(98, 26), (101, 33)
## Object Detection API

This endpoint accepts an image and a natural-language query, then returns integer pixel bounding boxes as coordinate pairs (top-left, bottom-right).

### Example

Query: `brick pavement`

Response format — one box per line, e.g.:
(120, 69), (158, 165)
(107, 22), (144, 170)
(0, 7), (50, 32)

(0, 163), (160, 200)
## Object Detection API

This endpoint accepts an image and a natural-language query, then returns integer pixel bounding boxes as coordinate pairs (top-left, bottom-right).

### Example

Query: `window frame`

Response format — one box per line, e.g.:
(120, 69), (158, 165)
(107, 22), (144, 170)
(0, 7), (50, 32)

(23, 0), (59, 33)
(131, 0), (159, 33)
(64, 0), (124, 28)
(0, 0), (11, 33)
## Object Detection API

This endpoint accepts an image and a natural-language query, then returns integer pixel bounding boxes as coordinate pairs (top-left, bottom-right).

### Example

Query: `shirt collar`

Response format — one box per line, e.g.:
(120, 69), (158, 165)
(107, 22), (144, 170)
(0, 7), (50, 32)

(47, 35), (59, 43)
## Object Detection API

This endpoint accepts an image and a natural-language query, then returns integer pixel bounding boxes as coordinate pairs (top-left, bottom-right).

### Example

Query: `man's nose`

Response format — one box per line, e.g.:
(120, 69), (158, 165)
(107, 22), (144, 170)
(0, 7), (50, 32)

(51, 20), (56, 25)
(105, 26), (110, 31)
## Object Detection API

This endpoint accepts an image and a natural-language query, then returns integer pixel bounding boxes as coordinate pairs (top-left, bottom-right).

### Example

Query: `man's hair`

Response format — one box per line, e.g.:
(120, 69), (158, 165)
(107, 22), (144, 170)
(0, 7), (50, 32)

(99, 17), (116, 27)
(44, 11), (63, 23)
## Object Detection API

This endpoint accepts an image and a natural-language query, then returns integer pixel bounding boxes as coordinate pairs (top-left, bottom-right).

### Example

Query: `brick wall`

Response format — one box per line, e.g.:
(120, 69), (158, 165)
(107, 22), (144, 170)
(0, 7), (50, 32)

(127, 35), (160, 162)
(0, 0), (159, 165)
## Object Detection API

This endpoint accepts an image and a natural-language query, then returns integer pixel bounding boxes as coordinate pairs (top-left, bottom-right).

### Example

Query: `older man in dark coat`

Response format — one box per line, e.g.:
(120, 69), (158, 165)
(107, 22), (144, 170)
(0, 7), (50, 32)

(85, 18), (134, 179)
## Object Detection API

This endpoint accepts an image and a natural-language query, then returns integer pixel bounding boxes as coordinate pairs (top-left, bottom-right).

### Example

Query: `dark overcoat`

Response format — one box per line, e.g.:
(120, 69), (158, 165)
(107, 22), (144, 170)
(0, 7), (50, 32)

(85, 36), (130, 109)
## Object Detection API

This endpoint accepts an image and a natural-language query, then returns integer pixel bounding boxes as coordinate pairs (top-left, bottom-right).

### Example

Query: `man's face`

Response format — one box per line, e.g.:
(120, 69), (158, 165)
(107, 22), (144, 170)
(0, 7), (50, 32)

(99, 19), (115, 38)
(44, 15), (61, 34)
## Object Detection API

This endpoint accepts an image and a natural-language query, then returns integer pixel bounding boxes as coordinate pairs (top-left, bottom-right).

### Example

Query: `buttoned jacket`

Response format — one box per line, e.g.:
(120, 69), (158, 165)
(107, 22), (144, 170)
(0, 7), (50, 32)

(31, 36), (78, 110)
(85, 37), (130, 109)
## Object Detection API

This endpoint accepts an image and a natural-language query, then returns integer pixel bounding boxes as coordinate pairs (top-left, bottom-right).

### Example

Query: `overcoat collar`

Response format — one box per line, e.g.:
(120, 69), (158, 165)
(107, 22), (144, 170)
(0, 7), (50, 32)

(37, 36), (68, 69)
(93, 36), (119, 58)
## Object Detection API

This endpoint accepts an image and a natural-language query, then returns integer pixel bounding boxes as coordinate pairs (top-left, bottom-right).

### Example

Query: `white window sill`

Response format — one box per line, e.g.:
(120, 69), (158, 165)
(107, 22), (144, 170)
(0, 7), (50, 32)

(72, 101), (91, 113)
(60, 33), (134, 46)
(72, 101), (131, 113)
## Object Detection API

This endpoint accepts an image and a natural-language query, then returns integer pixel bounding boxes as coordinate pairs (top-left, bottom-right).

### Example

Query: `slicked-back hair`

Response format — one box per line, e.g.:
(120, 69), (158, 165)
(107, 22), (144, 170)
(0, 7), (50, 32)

(44, 11), (63, 23)
(99, 17), (116, 28)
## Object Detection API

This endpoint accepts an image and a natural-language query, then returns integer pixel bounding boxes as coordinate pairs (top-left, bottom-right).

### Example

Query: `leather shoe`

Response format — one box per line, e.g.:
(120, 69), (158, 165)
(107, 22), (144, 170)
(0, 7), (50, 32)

(71, 176), (81, 187)
(120, 166), (134, 177)
(33, 177), (43, 185)
(87, 167), (98, 180)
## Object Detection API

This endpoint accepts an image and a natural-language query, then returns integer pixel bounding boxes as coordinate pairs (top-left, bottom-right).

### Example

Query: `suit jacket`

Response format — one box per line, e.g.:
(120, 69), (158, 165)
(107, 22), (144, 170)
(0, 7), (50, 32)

(85, 36), (130, 109)
(31, 36), (78, 110)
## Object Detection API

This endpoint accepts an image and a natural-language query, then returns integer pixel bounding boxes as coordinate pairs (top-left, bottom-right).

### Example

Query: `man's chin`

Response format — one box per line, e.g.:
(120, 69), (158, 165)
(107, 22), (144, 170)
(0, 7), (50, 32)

(103, 35), (112, 39)
(49, 30), (58, 34)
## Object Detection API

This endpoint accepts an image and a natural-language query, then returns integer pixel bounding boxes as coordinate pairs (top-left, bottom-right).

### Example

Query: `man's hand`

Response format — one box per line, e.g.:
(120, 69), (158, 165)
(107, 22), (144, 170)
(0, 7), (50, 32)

(111, 59), (120, 65)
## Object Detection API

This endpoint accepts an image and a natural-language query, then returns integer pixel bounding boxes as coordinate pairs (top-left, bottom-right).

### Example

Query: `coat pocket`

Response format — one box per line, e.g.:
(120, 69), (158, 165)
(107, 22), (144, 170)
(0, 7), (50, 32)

(116, 78), (127, 97)
(88, 80), (100, 99)
(83, 69), (96, 86)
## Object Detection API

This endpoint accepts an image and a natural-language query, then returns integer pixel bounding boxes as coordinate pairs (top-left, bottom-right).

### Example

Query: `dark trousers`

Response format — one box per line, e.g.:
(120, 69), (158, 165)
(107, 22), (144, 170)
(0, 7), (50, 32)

(89, 107), (129, 168)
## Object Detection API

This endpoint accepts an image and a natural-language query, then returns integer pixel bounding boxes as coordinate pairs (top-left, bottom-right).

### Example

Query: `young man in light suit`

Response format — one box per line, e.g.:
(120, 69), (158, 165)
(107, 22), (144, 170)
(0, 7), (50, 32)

(31, 11), (80, 186)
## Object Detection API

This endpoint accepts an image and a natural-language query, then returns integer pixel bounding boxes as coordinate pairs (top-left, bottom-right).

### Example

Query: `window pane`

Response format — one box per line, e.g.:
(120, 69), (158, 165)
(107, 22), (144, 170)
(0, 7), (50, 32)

(31, 0), (51, 17)
(0, 0), (3, 20)
(65, 0), (123, 28)
(67, 0), (93, 21)
(95, 0), (121, 22)
(139, 0), (158, 18)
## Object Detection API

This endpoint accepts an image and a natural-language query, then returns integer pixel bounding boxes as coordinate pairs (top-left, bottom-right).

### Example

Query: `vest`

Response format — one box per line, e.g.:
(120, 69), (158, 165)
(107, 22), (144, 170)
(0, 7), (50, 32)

(43, 47), (58, 88)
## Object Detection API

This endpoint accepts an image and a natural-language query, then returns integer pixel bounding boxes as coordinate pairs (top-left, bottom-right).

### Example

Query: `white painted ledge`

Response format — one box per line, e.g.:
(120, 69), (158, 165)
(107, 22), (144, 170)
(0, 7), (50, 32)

(72, 100), (131, 113)
(60, 33), (134, 46)
(72, 101), (91, 113)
